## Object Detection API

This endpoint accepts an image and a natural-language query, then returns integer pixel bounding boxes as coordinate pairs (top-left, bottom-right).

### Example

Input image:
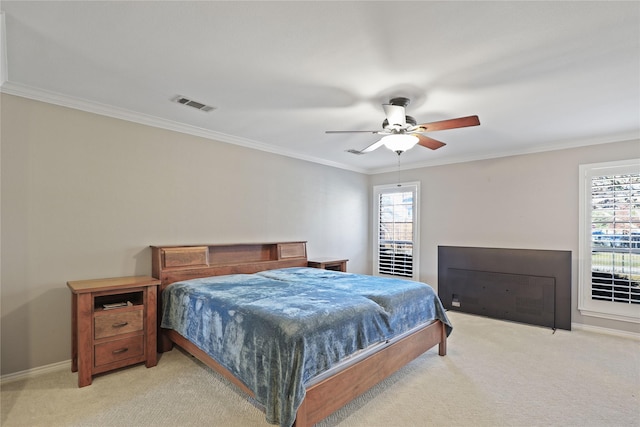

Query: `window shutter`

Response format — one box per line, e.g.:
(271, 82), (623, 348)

(590, 173), (640, 304)
(578, 159), (640, 323)
(374, 182), (419, 280)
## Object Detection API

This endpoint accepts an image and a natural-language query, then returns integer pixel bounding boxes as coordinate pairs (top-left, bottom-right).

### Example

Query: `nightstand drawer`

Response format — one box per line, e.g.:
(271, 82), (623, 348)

(94, 335), (144, 367)
(94, 309), (143, 339)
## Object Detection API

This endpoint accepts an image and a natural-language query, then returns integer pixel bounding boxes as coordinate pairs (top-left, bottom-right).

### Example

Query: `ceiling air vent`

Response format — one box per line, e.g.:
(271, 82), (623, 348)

(172, 95), (216, 112)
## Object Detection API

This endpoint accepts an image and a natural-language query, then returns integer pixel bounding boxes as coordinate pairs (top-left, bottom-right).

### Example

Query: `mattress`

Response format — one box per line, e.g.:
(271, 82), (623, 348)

(161, 267), (451, 427)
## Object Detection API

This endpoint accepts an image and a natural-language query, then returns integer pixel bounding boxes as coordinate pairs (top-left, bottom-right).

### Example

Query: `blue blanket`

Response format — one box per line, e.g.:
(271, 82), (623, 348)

(161, 268), (451, 427)
(257, 268), (453, 337)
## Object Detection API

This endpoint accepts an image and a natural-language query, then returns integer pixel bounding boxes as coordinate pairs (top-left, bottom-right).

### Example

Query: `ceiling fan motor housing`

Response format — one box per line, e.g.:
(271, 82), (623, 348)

(389, 97), (410, 107)
(383, 115), (417, 130)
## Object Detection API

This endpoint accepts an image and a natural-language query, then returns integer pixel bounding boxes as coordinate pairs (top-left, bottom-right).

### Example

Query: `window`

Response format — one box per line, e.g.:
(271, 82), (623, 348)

(578, 159), (640, 323)
(373, 182), (420, 280)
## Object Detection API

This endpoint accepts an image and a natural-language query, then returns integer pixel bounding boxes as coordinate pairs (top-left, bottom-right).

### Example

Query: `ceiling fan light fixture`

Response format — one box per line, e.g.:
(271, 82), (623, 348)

(381, 134), (419, 153)
(326, 98), (479, 156)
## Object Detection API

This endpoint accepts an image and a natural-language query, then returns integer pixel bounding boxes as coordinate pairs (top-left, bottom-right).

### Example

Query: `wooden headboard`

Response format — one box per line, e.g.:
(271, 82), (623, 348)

(151, 242), (308, 290)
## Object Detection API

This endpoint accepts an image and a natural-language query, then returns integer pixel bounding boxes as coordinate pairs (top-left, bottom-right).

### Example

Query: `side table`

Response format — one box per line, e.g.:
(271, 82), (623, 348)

(67, 276), (160, 387)
(307, 258), (348, 272)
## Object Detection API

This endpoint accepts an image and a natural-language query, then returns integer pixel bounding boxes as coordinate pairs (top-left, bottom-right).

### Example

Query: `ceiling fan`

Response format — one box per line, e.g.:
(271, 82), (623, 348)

(326, 97), (480, 155)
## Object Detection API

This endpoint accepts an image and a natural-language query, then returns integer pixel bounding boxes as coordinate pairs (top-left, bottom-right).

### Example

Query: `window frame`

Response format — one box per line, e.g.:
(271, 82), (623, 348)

(578, 159), (640, 323)
(373, 181), (420, 281)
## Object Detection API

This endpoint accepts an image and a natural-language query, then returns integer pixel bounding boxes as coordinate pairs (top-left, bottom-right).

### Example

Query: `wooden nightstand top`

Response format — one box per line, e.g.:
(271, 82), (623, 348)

(67, 276), (160, 293)
(307, 257), (349, 264)
(307, 258), (348, 272)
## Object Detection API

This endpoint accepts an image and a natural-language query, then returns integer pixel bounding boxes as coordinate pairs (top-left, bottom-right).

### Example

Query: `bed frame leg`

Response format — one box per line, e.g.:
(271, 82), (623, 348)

(438, 322), (447, 356)
(158, 329), (174, 353)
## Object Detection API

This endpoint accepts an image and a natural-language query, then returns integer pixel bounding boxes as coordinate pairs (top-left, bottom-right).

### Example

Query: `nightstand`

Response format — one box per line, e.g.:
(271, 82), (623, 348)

(308, 258), (348, 272)
(67, 276), (160, 387)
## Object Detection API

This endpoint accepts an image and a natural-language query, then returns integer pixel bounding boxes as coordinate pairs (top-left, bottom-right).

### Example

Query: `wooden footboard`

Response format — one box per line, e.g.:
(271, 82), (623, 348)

(295, 320), (446, 427)
(163, 320), (446, 427)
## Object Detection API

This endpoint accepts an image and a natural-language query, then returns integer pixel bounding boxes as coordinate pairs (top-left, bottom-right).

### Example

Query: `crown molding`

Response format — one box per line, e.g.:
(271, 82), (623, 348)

(0, 81), (369, 174)
(369, 133), (640, 175)
(3, 81), (636, 176)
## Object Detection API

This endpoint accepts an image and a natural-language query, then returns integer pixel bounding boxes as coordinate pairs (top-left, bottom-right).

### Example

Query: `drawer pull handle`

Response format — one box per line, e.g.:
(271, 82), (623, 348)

(112, 348), (129, 354)
(112, 322), (128, 328)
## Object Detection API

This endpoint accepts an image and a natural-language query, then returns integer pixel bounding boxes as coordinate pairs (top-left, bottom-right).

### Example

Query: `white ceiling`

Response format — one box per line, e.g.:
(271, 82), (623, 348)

(1, 1), (638, 173)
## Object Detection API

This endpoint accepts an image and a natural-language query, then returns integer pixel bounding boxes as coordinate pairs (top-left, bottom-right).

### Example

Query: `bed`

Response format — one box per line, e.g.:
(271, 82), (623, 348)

(152, 242), (451, 427)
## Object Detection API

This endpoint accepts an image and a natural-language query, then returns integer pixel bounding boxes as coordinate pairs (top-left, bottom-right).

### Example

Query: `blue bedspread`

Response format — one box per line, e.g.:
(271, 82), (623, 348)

(161, 268), (451, 427)
(257, 268), (453, 338)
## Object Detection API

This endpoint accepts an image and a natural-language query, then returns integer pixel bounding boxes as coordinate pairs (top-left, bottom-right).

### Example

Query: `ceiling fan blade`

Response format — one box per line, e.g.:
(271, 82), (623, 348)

(382, 104), (406, 127)
(358, 139), (385, 153)
(414, 115), (480, 132)
(326, 130), (380, 134)
(416, 134), (446, 150)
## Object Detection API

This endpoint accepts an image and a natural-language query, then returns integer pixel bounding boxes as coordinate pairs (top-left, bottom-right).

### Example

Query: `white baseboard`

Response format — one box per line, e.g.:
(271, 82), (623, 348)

(2, 322), (637, 384)
(572, 322), (640, 340)
(1, 359), (70, 385)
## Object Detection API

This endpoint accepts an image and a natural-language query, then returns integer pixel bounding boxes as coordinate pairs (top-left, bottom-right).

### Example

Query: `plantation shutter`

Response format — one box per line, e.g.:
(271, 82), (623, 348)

(590, 172), (640, 304)
(374, 182), (419, 280)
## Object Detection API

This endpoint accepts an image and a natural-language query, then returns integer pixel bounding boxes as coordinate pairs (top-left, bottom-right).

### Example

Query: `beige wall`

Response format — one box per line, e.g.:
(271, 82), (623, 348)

(372, 139), (640, 335)
(0, 94), (370, 375)
(2, 93), (638, 376)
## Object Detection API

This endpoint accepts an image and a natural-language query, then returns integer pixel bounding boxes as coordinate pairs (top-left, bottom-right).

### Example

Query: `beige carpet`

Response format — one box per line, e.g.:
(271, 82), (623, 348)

(2, 311), (639, 427)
